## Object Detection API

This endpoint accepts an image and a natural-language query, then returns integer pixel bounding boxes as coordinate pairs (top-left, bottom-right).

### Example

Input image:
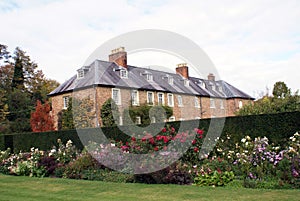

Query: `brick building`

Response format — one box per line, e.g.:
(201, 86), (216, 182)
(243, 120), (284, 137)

(49, 47), (254, 129)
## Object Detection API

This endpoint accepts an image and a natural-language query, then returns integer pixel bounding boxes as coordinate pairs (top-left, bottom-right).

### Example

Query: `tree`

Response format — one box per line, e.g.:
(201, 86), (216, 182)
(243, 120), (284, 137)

(273, 81), (290, 98)
(7, 89), (32, 132)
(100, 98), (120, 127)
(237, 82), (300, 116)
(30, 100), (55, 132)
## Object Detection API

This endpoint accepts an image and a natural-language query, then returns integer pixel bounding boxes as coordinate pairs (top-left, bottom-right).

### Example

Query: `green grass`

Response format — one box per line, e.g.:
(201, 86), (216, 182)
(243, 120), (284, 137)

(0, 174), (299, 201)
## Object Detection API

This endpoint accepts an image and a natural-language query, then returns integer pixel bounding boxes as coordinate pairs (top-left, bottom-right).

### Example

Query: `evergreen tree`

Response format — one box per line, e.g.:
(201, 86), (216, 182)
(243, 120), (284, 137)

(100, 98), (120, 127)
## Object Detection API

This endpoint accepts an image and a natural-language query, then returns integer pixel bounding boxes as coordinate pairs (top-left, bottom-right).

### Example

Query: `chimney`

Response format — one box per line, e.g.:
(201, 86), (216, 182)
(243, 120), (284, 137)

(176, 63), (189, 79)
(207, 73), (215, 81)
(109, 47), (127, 68)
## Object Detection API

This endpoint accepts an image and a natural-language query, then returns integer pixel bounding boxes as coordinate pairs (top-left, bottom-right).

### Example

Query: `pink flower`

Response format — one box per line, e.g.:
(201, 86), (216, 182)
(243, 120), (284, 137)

(194, 147), (199, 152)
(162, 128), (167, 133)
(154, 146), (159, 151)
(192, 139), (197, 145)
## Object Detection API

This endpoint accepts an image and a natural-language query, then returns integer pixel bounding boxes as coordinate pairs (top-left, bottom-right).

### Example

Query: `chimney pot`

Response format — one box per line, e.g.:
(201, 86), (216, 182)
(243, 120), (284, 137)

(207, 73), (215, 81)
(109, 47), (127, 68)
(176, 63), (189, 79)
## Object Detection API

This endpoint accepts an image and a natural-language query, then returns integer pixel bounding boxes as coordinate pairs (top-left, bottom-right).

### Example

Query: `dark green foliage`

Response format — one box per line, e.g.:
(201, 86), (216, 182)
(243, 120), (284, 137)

(100, 98), (120, 127)
(7, 89), (32, 133)
(123, 104), (173, 125)
(61, 98), (74, 130)
(273, 81), (290, 98)
(1, 111), (300, 153)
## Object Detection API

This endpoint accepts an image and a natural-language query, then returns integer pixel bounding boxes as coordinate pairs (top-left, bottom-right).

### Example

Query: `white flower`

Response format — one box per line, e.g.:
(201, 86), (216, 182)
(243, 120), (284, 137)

(246, 136), (251, 141)
(30, 147), (35, 152)
(111, 143), (115, 147)
(241, 138), (246, 143)
(245, 142), (249, 146)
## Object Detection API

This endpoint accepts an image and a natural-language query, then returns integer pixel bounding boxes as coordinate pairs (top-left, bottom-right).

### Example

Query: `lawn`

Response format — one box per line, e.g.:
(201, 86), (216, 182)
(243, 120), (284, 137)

(0, 174), (299, 201)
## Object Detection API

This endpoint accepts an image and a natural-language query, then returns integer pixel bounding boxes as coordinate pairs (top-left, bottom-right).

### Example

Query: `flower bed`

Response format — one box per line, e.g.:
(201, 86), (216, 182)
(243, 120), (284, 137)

(0, 127), (299, 188)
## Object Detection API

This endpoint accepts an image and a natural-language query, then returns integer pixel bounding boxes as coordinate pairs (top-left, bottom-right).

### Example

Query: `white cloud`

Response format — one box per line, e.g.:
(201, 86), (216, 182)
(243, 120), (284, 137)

(0, 0), (299, 98)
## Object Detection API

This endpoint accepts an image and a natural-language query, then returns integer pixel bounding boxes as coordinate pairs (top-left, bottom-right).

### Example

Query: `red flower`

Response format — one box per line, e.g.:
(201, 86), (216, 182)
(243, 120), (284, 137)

(141, 137), (146, 142)
(163, 136), (169, 143)
(192, 139), (197, 145)
(131, 137), (136, 142)
(162, 128), (167, 133)
(149, 138), (155, 145)
(125, 142), (129, 146)
(154, 146), (159, 151)
(194, 147), (199, 152)
(197, 129), (204, 135)
(198, 135), (203, 139)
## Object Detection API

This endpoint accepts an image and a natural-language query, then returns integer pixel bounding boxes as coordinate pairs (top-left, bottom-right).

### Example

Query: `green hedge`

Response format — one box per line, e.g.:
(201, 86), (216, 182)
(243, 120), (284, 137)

(1, 111), (299, 152)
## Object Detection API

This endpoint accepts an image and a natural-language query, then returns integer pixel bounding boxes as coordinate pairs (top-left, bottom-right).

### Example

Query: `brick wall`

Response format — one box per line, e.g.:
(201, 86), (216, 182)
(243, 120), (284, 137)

(51, 86), (253, 129)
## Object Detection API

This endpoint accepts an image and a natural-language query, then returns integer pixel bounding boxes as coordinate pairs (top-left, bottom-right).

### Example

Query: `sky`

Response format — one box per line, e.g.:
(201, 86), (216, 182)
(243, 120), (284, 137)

(0, 0), (300, 99)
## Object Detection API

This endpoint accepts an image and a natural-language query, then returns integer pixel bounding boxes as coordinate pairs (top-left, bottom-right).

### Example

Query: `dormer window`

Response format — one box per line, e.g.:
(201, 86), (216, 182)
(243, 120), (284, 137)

(120, 69), (128, 78)
(146, 73), (153, 81)
(77, 69), (84, 78)
(198, 80), (206, 88)
(184, 79), (189, 87)
(168, 76), (174, 85)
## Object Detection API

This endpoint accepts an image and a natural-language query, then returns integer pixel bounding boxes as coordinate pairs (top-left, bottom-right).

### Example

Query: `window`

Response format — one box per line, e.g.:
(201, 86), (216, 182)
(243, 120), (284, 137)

(151, 117), (156, 123)
(112, 88), (121, 105)
(157, 93), (164, 105)
(194, 97), (200, 108)
(63, 96), (70, 109)
(119, 116), (123, 126)
(135, 116), (141, 124)
(147, 91), (154, 105)
(169, 116), (176, 122)
(146, 73), (153, 81)
(131, 90), (139, 106)
(184, 79), (189, 87)
(120, 69), (128, 78)
(168, 76), (174, 85)
(220, 99), (224, 109)
(177, 95), (183, 107)
(210, 98), (215, 108)
(77, 69), (84, 78)
(239, 100), (243, 109)
(167, 93), (174, 107)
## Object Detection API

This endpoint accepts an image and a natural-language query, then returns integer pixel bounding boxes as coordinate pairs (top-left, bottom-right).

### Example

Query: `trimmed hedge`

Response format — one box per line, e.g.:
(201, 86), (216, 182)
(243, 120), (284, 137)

(0, 111), (299, 152)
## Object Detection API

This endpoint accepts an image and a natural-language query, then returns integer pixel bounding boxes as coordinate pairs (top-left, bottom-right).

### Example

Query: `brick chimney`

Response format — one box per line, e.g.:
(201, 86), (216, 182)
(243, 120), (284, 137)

(176, 63), (189, 79)
(109, 47), (127, 68)
(207, 73), (215, 81)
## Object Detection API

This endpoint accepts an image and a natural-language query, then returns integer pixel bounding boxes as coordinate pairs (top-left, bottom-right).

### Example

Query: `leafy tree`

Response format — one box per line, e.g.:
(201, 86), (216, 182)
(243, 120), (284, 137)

(100, 98), (120, 127)
(237, 82), (300, 116)
(30, 100), (55, 132)
(7, 89), (32, 132)
(273, 81), (290, 98)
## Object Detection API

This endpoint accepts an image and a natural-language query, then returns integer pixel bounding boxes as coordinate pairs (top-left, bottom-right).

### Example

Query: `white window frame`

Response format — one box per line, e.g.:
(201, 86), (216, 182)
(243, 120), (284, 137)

(63, 96), (70, 109)
(168, 76), (174, 85)
(220, 99), (224, 109)
(120, 69), (128, 78)
(146, 73), (153, 81)
(151, 116), (156, 123)
(77, 69), (84, 79)
(112, 88), (121, 105)
(157, 92), (164, 105)
(184, 79), (189, 87)
(210, 98), (215, 108)
(169, 116), (176, 122)
(239, 100), (243, 109)
(147, 91), (154, 105)
(131, 90), (139, 106)
(119, 116), (123, 126)
(177, 95), (183, 107)
(167, 93), (174, 107)
(194, 97), (200, 108)
(135, 116), (141, 125)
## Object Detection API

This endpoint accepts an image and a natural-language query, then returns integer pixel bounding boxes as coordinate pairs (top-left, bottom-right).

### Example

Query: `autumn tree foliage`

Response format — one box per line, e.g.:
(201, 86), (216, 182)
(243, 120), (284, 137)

(30, 100), (55, 132)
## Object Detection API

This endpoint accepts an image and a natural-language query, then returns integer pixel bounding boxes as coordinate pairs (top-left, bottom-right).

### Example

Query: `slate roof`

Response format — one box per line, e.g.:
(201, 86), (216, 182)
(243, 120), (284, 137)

(49, 60), (254, 100)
